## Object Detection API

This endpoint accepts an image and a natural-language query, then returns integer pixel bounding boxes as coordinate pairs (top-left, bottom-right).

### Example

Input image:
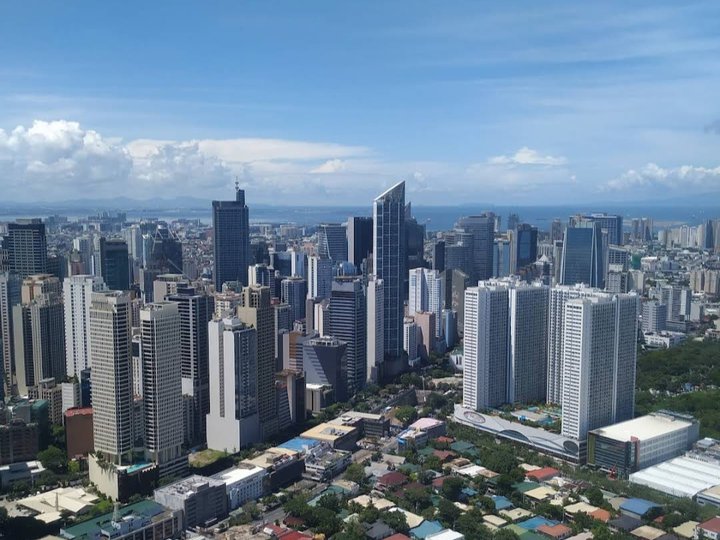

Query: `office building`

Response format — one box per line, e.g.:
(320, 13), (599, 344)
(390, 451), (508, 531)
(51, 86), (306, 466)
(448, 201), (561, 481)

(5, 220), (47, 278)
(140, 302), (186, 478)
(154, 475), (229, 529)
(13, 274), (65, 395)
(658, 285), (691, 322)
(166, 285), (214, 447)
(65, 407), (94, 458)
(237, 285), (276, 438)
(347, 216), (373, 269)
(571, 213), (623, 246)
(431, 240), (445, 273)
(329, 277), (366, 394)
(89, 291), (134, 465)
(509, 224), (538, 274)
(248, 263), (271, 287)
(641, 301), (667, 333)
(29, 377), (63, 425)
(317, 223), (348, 262)
(206, 317), (260, 452)
(212, 184), (250, 290)
(373, 181), (405, 358)
(408, 267), (444, 339)
(560, 293), (639, 441)
(551, 219), (564, 242)
(61, 380), (80, 415)
(63, 275), (107, 378)
(414, 311), (436, 360)
(303, 336), (348, 404)
(308, 255), (333, 301)
(0, 272), (21, 398)
(443, 268), (469, 337)
(366, 276), (384, 384)
(403, 317), (419, 363)
(281, 276), (307, 323)
(456, 214), (495, 282)
(145, 225), (182, 274)
(152, 273), (188, 302)
(99, 238), (130, 291)
(560, 223), (604, 288)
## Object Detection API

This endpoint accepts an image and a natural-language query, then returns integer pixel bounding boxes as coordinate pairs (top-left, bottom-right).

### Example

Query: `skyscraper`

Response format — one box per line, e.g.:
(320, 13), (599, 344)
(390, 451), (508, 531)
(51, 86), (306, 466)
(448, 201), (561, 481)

(641, 300), (667, 333)
(213, 185), (250, 290)
(509, 224), (538, 274)
(64, 275), (107, 378)
(206, 317), (260, 452)
(560, 293), (638, 441)
(366, 276), (384, 384)
(13, 274), (65, 395)
(347, 216), (373, 270)
(408, 268), (444, 339)
(317, 223), (348, 262)
(329, 277), (366, 394)
(302, 336), (348, 403)
(281, 276), (308, 323)
(166, 284), (214, 447)
(237, 285), (276, 438)
(560, 223), (604, 288)
(99, 238), (130, 291)
(456, 214), (495, 283)
(146, 225), (183, 274)
(89, 291), (133, 465)
(6, 220), (47, 278)
(140, 302), (186, 478)
(373, 181), (405, 359)
(307, 255), (333, 301)
(0, 272), (21, 398)
(570, 213), (624, 246)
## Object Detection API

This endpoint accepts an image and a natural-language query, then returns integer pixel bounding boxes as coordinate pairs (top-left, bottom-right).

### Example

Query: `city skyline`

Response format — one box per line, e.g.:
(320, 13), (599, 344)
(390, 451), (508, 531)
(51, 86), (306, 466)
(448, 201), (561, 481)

(2, 3), (720, 205)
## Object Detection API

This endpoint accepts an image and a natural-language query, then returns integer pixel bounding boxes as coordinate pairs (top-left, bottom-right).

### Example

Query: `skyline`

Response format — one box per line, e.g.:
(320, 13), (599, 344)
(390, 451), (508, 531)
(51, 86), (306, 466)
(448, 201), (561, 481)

(1, 2), (720, 204)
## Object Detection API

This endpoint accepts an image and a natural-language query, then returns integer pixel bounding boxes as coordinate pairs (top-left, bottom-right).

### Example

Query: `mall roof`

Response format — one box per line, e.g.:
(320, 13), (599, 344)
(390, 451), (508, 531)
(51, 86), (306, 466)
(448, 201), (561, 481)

(590, 412), (695, 442)
(629, 455), (720, 498)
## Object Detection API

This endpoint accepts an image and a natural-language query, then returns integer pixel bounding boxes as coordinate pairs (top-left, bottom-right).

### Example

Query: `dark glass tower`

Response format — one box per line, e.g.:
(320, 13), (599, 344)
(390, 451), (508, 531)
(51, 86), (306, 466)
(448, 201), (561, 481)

(560, 222), (604, 288)
(212, 185), (250, 290)
(373, 181), (405, 358)
(6, 220), (47, 278)
(456, 214), (495, 283)
(347, 216), (373, 270)
(147, 225), (183, 274)
(99, 238), (130, 290)
(510, 224), (538, 273)
(329, 277), (366, 394)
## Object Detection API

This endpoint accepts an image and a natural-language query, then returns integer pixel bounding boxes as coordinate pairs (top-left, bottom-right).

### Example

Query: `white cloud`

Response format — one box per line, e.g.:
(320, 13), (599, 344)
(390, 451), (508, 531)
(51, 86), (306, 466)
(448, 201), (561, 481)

(311, 159), (348, 173)
(488, 146), (567, 166)
(605, 162), (720, 192)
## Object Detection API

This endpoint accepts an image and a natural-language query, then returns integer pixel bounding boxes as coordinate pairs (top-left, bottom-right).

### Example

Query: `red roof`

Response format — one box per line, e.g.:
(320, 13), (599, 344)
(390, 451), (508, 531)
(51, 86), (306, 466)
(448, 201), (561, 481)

(283, 516), (305, 527)
(700, 518), (720, 534)
(589, 508), (612, 523)
(435, 436), (454, 443)
(378, 471), (408, 486)
(538, 523), (572, 538)
(386, 535), (411, 540)
(280, 532), (312, 540)
(527, 466), (560, 482)
(65, 407), (92, 417)
(432, 476), (447, 488)
(433, 449), (457, 461)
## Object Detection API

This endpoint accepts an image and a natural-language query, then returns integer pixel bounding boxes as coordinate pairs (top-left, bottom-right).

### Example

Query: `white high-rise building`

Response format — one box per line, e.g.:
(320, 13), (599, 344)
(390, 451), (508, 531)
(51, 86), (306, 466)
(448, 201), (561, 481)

(64, 275), (106, 378)
(89, 291), (134, 464)
(403, 317), (419, 363)
(140, 302), (186, 478)
(560, 293), (638, 441)
(366, 276), (384, 384)
(308, 255), (333, 301)
(408, 268), (444, 339)
(206, 317), (260, 452)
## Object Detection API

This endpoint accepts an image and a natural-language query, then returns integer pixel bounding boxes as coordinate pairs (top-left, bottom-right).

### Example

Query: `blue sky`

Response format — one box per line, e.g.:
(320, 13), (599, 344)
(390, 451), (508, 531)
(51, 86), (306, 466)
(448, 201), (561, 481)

(1, 1), (720, 205)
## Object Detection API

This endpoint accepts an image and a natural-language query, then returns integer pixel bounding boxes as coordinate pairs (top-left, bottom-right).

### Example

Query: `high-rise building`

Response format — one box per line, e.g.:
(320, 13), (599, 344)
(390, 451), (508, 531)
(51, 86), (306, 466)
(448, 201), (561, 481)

(462, 280), (549, 410)
(89, 291), (133, 465)
(307, 256), (333, 301)
(281, 277), (307, 323)
(373, 181), (406, 359)
(414, 311), (436, 360)
(146, 225), (183, 274)
(658, 285), (691, 322)
(64, 275), (107, 378)
(206, 317), (260, 452)
(641, 300), (667, 333)
(124, 225), (143, 264)
(302, 336), (348, 403)
(366, 276), (384, 384)
(140, 302), (186, 478)
(431, 240), (445, 273)
(560, 293), (638, 441)
(213, 185), (250, 290)
(237, 285), (276, 438)
(456, 214), (495, 283)
(442, 268), (469, 337)
(13, 274), (65, 395)
(509, 224), (538, 274)
(560, 223), (604, 288)
(551, 219), (564, 242)
(99, 238), (130, 291)
(0, 272), (21, 398)
(72, 236), (94, 275)
(167, 285), (214, 447)
(347, 217), (373, 270)
(317, 223), (348, 262)
(408, 268), (444, 339)
(403, 317), (419, 362)
(5, 220), (47, 278)
(571, 213), (624, 246)
(248, 264), (271, 287)
(329, 277), (366, 394)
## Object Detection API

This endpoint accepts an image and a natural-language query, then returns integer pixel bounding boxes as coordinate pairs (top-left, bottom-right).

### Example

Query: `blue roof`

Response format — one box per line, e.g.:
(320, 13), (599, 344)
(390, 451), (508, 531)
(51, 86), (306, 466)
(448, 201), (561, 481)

(518, 516), (558, 530)
(620, 498), (662, 516)
(410, 520), (444, 539)
(461, 487), (478, 497)
(492, 495), (514, 510)
(277, 437), (320, 453)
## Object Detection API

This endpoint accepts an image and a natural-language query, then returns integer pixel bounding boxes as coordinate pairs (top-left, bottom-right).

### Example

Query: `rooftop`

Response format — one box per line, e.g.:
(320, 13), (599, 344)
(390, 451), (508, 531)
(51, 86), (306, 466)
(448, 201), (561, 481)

(155, 474), (225, 497)
(631, 525), (666, 540)
(629, 455), (720, 498)
(64, 407), (92, 418)
(620, 498), (662, 517)
(699, 518), (720, 534)
(590, 412), (696, 442)
(277, 437), (320, 454)
(410, 417), (445, 431)
(60, 500), (167, 540)
(301, 422), (357, 442)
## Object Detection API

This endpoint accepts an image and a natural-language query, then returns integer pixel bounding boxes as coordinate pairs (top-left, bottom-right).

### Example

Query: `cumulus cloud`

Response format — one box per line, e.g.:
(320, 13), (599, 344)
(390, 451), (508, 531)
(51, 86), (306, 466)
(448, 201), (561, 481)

(604, 162), (720, 192)
(488, 146), (567, 166)
(311, 159), (348, 173)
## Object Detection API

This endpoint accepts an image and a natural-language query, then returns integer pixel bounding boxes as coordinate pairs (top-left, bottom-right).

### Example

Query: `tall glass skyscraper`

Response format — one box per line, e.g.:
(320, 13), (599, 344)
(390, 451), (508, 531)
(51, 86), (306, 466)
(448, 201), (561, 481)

(560, 223), (604, 288)
(456, 214), (495, 283)
(373, 181), (405, 359)
(6, 220), (48, 278)
(212, 185), (250, 290)
(99, 238), (130, 291)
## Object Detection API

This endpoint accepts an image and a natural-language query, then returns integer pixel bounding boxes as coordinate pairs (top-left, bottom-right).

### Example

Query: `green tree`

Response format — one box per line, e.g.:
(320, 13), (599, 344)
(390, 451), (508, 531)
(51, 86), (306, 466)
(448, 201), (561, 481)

(37, 445), (67, 473)
(344, 462), (367, 484)
(316, 493), (340, 513)
(441, 476), (465, 501)
(494, 528), (520, 540)
(584, 486), (604, 507)
(395, 406), (418, 426)
(381, 510), (410, 534)
(438, 497), (461, 527)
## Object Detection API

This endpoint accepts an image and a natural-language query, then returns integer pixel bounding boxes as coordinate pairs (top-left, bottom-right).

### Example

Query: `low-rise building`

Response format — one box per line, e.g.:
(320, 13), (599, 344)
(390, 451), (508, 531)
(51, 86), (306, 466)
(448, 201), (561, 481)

(303, 443), (352, 482)
(154, 475), (228, 529)
(65, 407), (94, 458)
(696, 518), (720, 540)
(328, 411), (389, 439)
(241, 447), (303, 493)
(0, 460), (45, 489)
(643, 331), (687, 349)
(301, 422), (359, 451)
(18, 487), (98, 524)
(213, 463), (266, 510)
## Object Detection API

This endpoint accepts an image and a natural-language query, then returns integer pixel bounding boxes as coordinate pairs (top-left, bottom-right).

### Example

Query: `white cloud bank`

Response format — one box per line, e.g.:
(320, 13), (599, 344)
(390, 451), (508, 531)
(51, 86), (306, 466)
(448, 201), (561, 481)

(487, 146), (567, 166)
(604, 163), (720, 193)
